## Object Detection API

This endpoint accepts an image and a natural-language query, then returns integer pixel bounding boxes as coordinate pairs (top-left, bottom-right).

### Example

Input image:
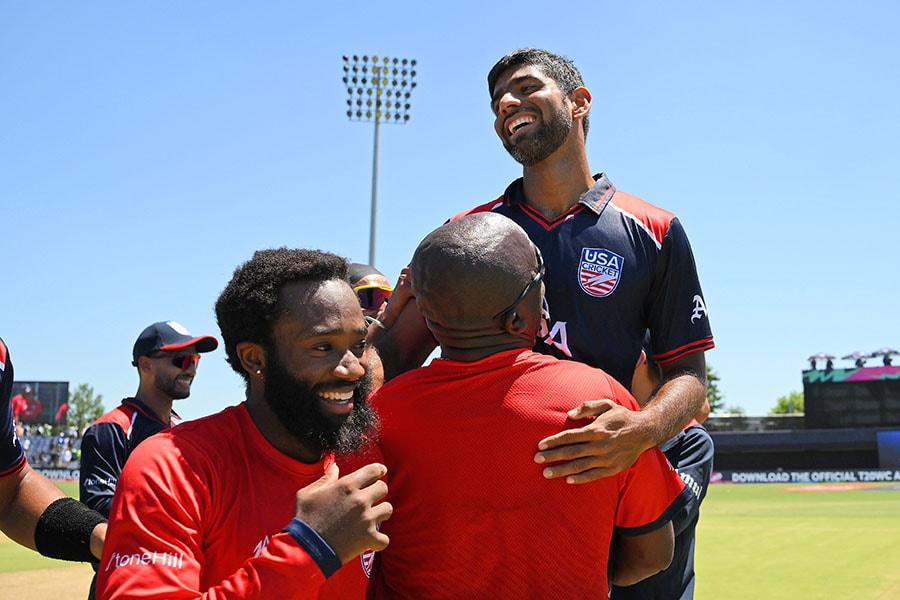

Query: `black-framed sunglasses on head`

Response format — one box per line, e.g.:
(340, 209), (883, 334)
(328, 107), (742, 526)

(492, 245), (545, 319)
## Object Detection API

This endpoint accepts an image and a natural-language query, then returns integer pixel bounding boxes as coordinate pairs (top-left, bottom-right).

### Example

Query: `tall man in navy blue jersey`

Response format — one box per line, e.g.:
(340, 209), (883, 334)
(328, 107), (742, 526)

(371, 47), (715, 484)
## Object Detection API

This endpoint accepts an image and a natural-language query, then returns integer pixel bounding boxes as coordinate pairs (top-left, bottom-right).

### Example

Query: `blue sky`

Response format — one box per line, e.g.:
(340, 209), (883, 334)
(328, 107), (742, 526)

(2, 1), (898, 419)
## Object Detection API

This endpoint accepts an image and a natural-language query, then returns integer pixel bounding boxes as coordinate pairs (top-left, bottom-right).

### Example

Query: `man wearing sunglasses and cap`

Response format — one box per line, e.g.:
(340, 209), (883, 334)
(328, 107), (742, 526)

(79, 321), (217, 598)
(349, 264), (395, 391)
(348, 263), (394, 322)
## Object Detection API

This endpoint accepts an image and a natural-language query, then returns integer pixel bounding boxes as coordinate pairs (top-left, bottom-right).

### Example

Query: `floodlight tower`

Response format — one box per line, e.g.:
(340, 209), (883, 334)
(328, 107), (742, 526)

(342, 54), (417, 266)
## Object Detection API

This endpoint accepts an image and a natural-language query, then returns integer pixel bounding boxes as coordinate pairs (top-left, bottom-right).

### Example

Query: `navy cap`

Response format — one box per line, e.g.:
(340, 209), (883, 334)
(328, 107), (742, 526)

(132, 321), (218, 366)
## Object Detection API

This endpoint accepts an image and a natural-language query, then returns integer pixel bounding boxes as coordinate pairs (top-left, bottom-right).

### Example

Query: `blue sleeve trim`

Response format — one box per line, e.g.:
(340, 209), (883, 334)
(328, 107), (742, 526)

(617, 486), (694, 537)
(282, 518), (342, 578)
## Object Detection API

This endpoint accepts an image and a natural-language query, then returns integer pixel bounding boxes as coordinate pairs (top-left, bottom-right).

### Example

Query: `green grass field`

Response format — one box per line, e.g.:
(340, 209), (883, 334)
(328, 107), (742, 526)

(695, 482), (900, 599)
(0, 481), (82, 573)
(4, 481), (900, 598)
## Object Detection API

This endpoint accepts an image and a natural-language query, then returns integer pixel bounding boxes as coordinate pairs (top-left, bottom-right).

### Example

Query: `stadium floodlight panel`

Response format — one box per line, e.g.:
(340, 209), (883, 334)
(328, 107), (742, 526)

(342, 53), (417, 124)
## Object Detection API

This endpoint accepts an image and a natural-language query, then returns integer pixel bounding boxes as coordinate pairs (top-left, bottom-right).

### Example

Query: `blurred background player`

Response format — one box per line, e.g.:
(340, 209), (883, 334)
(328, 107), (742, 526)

(80, 320), (219, 517)
(80, 320), (218, 598)
(11, 383), (40, 424)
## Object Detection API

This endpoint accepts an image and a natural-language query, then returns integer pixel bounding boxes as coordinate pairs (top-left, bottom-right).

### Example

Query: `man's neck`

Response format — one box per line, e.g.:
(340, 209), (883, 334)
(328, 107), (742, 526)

(521, 145), (594, 220)
(133, 390), (174, 424)
(438, 329), (534, 363)
(244, 394), (323, 464)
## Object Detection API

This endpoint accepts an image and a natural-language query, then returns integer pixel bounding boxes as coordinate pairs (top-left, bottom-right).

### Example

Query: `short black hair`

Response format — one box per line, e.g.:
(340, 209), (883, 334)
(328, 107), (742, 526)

(487, 48), (589, 137)
(215, 247), (349, 381)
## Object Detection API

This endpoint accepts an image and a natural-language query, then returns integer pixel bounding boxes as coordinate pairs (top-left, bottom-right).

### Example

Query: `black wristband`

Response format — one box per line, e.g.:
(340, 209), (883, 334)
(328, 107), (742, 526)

(282, 518), (342, 578)
(34, 497), (106, 563)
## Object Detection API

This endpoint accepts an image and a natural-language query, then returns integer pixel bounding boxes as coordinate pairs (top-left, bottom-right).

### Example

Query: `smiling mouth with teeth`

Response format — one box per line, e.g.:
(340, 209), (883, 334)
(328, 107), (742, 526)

(508, 114), (536, 135)
(319, 389), (355, 403)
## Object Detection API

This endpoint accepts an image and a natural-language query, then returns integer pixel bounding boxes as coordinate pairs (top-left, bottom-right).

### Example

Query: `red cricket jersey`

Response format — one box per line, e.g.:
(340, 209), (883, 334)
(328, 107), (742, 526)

(96, 403), (372, 599)
(367, 349), (688, 599)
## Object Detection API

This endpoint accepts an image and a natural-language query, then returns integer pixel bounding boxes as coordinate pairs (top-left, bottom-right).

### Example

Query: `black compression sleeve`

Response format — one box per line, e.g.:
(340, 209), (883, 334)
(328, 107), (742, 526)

(34, 497), (106, 562)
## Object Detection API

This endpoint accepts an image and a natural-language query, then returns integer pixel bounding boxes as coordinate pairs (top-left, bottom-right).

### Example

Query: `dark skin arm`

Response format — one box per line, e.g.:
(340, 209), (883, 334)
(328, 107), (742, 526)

(0, 464), (106, 560)
(609, 523), (675, 586)
(535, 351), (707, 483)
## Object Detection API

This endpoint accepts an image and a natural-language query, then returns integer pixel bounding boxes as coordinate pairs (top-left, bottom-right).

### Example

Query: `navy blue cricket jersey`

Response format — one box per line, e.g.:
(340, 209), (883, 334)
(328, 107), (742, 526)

(456, 174), (715, 387)
(0, 337), (27, 478)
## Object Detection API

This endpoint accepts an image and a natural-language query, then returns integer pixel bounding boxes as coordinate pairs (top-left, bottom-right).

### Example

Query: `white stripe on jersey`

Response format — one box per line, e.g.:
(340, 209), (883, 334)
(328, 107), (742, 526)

(608, 202), (664, 250)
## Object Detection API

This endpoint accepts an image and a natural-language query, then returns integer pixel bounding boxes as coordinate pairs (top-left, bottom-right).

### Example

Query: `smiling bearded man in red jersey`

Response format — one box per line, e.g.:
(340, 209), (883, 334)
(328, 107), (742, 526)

(96, 248), (392, 599)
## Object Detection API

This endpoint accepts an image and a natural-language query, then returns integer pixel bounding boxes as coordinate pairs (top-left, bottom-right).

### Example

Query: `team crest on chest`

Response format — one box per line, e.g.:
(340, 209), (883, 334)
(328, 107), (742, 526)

(578, 247), (623, 297)
(361, 548), (375, 576)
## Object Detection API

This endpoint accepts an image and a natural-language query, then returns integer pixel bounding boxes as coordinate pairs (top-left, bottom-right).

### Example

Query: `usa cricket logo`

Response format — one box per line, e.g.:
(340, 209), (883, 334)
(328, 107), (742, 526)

(361, 548), (375, 576)
(578, 247), (623, 297)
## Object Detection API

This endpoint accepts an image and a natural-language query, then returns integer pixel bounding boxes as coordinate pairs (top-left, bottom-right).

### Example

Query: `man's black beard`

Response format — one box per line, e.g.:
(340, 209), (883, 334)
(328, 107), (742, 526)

(156, 372), (190, 401)
(262, 353), (378, 456)
(503, 105), (572, 167)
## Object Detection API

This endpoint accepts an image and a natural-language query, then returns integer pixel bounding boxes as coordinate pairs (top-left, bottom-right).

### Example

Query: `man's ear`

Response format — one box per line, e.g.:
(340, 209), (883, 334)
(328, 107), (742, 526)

(137, 355), (155, 375)
(236, 342), (266, 377)
(570, 86), (591, 120)
(503, 311), (531, 336)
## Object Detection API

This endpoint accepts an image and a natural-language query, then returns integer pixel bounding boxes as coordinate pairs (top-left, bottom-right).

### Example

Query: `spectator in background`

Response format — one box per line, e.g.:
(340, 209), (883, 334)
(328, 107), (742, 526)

(0, 336), (107, 564)
(10, 384), (29, 422)
(610, 334), (715, 600)
(11, 383), (40, 423)
(80, 321), (218, 598)
(54, 401), (68, 424)
(367, 213), (687, 598)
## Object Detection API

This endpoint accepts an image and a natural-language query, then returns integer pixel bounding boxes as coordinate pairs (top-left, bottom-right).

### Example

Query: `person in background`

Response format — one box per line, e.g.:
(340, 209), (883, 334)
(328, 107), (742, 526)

(370, 47), (714, 485)
(0, 336), (107, 564)
(54, 401), (69, 424)
(349, 263), (395, 390)
(10, 383), (30, 423)
(348, 263), (393, 322)
(367, 213), (688, 599)
(80, 320), (219, 517)
(95, 248), (391, 599)
(611, 333), (715, 600)
(80, 321), (218, 598)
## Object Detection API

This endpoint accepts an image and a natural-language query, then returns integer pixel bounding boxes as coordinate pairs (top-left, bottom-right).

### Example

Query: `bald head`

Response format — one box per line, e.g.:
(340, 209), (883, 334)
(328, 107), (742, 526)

(411, 213), (542, 358)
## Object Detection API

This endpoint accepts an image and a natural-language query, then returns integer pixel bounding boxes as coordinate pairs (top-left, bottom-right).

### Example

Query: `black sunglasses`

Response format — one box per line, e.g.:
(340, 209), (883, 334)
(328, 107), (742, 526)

(492, 245), (545, 319)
